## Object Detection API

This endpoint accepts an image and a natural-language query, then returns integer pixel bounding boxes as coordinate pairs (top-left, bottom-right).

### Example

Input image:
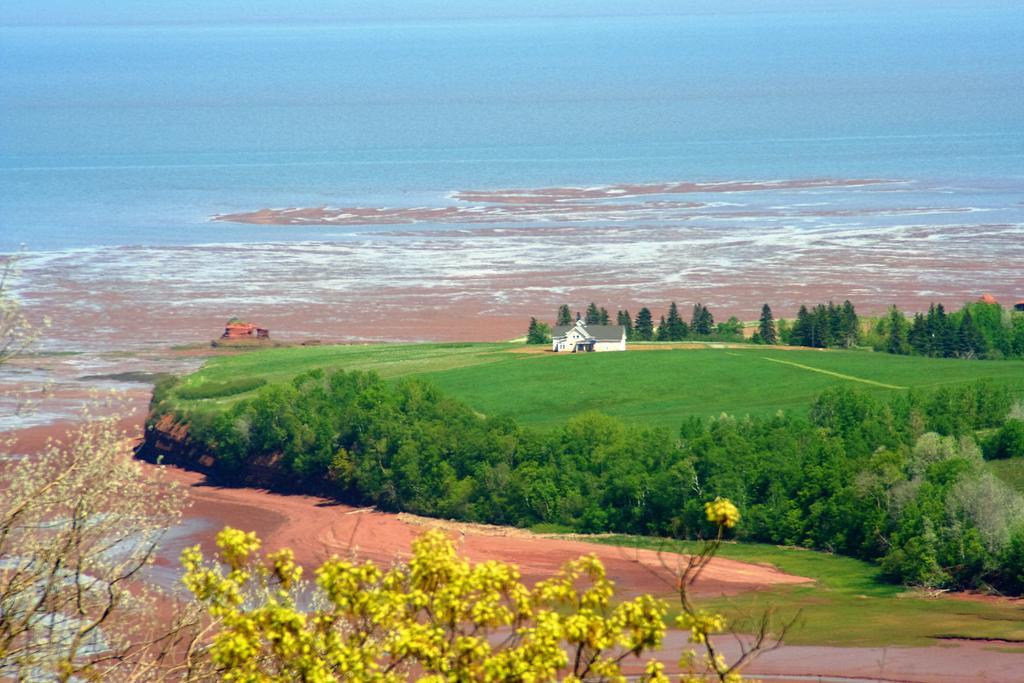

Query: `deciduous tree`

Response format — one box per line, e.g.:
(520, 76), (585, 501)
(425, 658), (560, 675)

(0, 263), (203, 681)
(0, 254), (44, 364)
(182, 501), (769, 682)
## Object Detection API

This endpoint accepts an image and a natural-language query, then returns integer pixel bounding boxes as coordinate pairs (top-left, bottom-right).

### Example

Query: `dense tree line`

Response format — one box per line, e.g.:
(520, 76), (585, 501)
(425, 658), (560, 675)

(869, 301), (1024, 359)
(546, 302), (753, 343)
(541, 299), (1024, 358)
(179, 370), (1024, 594)
(786, 300), (860, 348)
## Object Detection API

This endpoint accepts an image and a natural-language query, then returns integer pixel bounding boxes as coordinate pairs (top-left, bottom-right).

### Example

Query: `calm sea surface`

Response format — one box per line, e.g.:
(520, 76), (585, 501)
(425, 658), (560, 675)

(1, 2), (1022, 250)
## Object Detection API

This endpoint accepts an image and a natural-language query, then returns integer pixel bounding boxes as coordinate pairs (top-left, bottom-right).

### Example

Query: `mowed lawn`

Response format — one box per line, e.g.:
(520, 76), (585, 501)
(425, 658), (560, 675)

(415, 347), (1024, 427)
(169, 343), (1024, 428)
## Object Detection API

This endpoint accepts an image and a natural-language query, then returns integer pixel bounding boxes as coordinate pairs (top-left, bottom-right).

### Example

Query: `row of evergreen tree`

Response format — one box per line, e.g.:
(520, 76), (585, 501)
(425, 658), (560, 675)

(529, 301), (850, 347)
(531, 298), (1024, 358)
(871, 301), (1024, 359)
(789, 300), (860, 348)
(531, 302), (763, 343)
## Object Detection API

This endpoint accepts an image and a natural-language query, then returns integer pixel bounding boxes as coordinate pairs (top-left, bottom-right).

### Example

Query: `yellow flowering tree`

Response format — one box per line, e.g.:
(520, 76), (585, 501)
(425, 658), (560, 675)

(181, 499), (768, 682)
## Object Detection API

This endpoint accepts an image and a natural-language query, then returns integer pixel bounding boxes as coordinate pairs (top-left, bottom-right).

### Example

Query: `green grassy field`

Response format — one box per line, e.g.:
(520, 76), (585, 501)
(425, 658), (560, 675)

(588, 535), (1024, 647)
(168, 343), (1024, 428)
(165, 343), (513, 413)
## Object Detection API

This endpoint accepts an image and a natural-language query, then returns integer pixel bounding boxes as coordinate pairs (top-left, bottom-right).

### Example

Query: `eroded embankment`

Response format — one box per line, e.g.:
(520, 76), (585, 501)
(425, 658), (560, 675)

(140, 412), (302, 492)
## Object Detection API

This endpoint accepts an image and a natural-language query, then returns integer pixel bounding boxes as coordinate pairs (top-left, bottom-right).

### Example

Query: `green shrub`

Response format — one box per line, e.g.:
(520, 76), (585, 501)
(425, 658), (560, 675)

(985, 419), (1024, 460)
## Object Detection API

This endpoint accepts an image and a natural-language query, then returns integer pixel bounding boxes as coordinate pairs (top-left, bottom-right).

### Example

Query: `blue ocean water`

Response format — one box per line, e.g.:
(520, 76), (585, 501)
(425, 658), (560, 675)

(1, 1), (1022, 250)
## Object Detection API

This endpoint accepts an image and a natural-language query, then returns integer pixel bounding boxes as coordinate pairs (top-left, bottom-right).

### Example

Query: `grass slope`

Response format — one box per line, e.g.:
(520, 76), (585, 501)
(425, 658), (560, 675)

(590, 535), (1024, 647)
(168, 344), (1024, 428)
(166, 343), (513, 412)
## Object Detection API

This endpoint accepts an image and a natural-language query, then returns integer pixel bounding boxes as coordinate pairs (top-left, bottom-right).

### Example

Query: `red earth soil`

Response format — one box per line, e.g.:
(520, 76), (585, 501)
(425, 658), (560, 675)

(156, 465), (809, 602)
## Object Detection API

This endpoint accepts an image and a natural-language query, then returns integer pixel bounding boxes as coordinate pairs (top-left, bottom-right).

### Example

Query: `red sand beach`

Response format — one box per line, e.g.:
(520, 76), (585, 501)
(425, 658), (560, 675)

(157, 465), (810, 601)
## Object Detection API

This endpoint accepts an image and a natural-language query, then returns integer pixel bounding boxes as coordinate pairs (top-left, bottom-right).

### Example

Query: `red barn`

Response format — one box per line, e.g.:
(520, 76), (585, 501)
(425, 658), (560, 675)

(222, 318), (269, 339)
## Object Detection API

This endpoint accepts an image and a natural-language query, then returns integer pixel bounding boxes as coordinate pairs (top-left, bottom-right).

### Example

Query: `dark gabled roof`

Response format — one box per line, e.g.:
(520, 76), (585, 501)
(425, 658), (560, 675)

(584, 325), (626, 342)
(551, 323), (624, 342)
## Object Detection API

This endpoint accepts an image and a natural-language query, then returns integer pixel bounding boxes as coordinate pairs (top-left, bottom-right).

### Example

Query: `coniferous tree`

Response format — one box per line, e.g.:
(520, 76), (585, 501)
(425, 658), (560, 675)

(956, 309), (985, 358)
(634, 308), (654, 341)
(923, 304), (939, 355)
(656, 315), (670, 341)
(691, 303), (714, 336)
(909, 312), (928, 355)
(616, 310), (634, 339)
(666, 302), (688, 341)
(887, 301), (1020, 359)
(935, 304), (956, 357)
(584, 303), (601, 326)
(526, 317), (550, 344)
(792, 305), (811, 347)
(885, 305), (909, 355)
(839, 300), (859, 347)
(758, 304), (777, 344)
(556, 304), (572, 326)
(825, 301), (842, 347)
(598, 307), (610, 325)
(809, 305), (828, 348)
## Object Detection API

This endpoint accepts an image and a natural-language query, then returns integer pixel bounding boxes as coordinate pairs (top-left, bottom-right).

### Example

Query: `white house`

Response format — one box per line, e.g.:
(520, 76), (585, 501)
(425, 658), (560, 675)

(551, 320), (627, 352)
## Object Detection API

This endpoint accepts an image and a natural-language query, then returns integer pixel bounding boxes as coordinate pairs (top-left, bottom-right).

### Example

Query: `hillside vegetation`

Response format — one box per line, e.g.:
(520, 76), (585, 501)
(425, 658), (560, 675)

(149, 342), (1024, 595)
(163, 343), (1024, 428)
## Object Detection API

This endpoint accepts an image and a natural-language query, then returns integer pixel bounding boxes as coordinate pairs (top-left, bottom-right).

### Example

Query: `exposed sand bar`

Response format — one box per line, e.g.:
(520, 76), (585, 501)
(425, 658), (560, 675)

(212, 179), (893, 226)
(16, 223), (1024, 352)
